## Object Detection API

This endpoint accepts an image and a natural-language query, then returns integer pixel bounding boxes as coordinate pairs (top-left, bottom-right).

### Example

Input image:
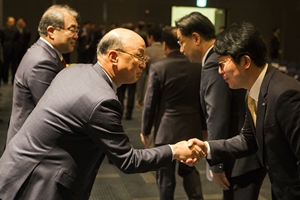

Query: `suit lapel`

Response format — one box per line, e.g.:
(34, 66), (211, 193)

(255, 65), (275, 164)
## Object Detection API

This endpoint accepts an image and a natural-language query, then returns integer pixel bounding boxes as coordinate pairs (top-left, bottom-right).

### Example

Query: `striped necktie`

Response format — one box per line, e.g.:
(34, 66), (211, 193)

(247, 95), (257, 126)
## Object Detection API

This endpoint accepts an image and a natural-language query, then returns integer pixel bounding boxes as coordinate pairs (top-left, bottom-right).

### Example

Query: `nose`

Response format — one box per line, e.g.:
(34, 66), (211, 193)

(179, 46), (184, 53)
(140, 62), (146, 69)
(73, 33), (79, 39)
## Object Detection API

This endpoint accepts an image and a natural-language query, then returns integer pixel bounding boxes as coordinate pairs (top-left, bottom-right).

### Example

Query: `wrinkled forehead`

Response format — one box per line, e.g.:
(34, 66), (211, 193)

(124, 36), (146, 54)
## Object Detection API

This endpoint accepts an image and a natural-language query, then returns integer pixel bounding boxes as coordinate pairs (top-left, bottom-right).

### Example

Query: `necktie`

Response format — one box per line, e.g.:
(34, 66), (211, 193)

(247, 95), (257, 126)
(62, 58), (67, 68)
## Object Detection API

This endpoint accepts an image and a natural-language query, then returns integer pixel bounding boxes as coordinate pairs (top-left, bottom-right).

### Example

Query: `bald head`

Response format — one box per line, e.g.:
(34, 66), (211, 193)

(96, 28), (147, 87)
(97, 28), (146, 55)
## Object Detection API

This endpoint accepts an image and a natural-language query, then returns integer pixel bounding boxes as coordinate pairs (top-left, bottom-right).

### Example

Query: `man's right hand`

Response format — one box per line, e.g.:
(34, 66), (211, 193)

(187, 138), (208, 155)
(170, 140), (206, 166)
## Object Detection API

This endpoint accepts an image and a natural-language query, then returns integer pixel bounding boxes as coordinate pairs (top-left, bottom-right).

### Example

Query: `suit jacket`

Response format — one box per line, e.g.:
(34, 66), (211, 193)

(6, 38), (64, 144)
(0, 26), (19, 57)
(201, 49), (262, 177)
(0, 63), (173, 200)
(208, 66), (300, 199)
(136, 42), (166, 104)
(142, 51), (203, 145)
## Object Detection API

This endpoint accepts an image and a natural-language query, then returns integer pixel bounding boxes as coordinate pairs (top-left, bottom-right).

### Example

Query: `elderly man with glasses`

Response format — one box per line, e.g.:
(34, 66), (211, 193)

(6, 4), (80, 145)
(0, 27), (204, 199)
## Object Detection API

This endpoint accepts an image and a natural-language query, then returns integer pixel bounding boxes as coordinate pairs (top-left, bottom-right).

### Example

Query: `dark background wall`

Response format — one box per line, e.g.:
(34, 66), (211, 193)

(2, 0), (300, 63)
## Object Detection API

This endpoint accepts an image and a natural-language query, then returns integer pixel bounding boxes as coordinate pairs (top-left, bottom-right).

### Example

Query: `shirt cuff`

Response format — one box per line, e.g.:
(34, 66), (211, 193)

(204, 141), (211, 159)
(169, 144), (174, 160)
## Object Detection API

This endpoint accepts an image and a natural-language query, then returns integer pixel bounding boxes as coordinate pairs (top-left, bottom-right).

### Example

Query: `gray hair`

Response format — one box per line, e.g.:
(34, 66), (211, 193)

(97, 30), (124, 55)
(38, 5), (80, 36)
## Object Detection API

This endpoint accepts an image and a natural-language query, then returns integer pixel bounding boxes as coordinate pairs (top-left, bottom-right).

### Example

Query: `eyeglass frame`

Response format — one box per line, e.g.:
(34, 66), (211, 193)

(58, 27), (80, 35)
(177, 36), (189, 47)
(115, 49), (148, 64)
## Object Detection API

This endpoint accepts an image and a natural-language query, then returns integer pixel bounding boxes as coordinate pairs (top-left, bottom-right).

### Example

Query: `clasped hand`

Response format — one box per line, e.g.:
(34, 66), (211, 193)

(171, 139), (208, 166)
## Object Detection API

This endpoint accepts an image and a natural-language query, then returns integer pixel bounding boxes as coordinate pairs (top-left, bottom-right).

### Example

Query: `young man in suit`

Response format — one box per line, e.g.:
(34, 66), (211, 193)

(141, 26), (204, 200)
(0, 28), (202, 200)
(6, 5), (80, 144)
(176, 12), (266, 200)
(188, 22), (300, 200)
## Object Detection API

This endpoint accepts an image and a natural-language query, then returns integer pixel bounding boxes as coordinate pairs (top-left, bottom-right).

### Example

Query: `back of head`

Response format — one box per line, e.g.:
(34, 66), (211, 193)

(147, 25), (162, 42)
(137, 21), (146, 30)
(38, 4), (80, 36)
(162, 26), (180, 50)
(214, 22), (267, 67)
(175, 11), (215, 40)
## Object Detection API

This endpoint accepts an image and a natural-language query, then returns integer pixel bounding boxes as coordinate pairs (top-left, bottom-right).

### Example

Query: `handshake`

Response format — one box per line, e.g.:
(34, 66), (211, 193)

(140, 134), (208, 166)
(170, 139), (208, 166)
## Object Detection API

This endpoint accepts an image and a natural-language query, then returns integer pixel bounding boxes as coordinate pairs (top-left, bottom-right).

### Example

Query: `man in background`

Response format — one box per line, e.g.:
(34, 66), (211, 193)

(6, 5), (80, 144)
(141, 26), (204, 200)
(0, 16), (18, 84)
(135, 25), (165, 109)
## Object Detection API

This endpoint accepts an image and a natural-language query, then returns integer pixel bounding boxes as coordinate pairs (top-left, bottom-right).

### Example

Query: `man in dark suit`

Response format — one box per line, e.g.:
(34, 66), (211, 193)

(13, 17), (31, 83)
(0, 28), (202, 200)
(176, 12), (266, 200)
(175, 12), (267, 200)
(77, 21), (94, 63)
(141, 26), (204, 200)
(0, 16), (18, 84)
(6, 5), (80, 144)
(136, 25), (166, 109)
(189, 22), (300, 200)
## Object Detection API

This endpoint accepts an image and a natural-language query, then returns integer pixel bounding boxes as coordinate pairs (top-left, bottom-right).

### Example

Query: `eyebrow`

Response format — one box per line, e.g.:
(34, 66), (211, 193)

(137, 48), (145, 55)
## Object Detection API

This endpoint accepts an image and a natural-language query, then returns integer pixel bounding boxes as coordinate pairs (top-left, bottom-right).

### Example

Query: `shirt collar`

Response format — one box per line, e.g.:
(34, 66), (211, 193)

(202, 45), (214, 66)
(40, 37), (63, 61)
(249, 63), (268, 101)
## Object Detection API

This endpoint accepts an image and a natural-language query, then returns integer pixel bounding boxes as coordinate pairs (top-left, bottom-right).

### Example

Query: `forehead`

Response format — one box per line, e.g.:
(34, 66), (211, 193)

(176, 29), (183, 37)
(125, 36), (146, 54)
(217, 55), (231, 60)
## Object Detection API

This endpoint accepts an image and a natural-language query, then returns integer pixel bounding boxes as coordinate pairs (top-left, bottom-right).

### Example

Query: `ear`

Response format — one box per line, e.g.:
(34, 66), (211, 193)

(162, 41), (167, 51)
(108, 50), (118, 64)
(191, 32), (201, 45)
(47, 26), (55, 39)
(243, 55), (252, 69)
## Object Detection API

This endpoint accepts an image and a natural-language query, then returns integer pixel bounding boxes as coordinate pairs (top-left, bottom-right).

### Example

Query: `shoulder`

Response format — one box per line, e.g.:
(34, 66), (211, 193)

(203, 52), (219, 70)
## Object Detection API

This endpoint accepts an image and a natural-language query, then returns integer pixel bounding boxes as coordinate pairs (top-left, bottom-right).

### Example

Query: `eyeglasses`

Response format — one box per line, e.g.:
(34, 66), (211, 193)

(116, 49), (148, 64)
(59, 27), (79, 35)
(177, 40), (184, 46)
(218, 58), (232, 70)
(177, 37), (188, 47)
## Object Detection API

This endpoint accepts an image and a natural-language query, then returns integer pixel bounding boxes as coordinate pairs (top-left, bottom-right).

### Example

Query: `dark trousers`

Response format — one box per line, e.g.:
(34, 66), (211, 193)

(156, 160), (203, 200)
(223, 167), (267, 200)
(2, 52), (17, 84)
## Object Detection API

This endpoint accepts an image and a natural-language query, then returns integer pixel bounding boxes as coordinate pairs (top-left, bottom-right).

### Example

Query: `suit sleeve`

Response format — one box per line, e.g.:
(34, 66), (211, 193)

(142, 64), (160, 136)
(87, 97), (173, 174)
(27, 60), (61, 105)
(208, 117), (258, 166)
(276, 89), (300, 177)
